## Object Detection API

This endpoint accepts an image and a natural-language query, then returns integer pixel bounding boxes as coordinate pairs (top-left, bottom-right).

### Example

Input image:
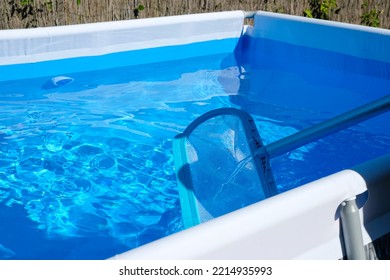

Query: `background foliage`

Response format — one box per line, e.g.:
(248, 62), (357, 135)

(0, 0), (388, 29)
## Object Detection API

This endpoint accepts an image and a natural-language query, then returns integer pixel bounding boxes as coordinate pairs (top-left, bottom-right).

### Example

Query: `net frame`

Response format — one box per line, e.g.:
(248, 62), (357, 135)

(173, 108), (277, 229)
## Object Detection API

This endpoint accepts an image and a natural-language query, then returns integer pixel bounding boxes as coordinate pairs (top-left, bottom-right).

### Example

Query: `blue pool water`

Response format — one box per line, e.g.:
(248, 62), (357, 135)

(0, 39), (389, 259)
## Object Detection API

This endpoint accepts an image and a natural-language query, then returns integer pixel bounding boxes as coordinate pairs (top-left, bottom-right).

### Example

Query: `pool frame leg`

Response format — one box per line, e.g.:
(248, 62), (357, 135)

(340, 197), (366, 260)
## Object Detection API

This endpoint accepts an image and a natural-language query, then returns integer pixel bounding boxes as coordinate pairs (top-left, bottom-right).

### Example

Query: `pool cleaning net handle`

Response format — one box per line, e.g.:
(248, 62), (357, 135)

(265, 95), (390, 158)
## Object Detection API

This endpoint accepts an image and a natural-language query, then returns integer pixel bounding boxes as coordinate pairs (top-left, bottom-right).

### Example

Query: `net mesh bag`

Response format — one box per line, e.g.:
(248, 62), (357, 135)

(173, 108), (276, 228)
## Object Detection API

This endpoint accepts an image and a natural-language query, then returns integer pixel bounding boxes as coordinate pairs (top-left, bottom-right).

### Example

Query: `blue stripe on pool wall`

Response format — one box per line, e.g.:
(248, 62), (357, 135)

(0, 38), (239, 81)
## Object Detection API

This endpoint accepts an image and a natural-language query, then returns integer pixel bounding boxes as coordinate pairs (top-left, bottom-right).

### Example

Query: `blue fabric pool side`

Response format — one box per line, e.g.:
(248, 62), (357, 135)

(236, 36), (390, 80)
(252, 11), (390, 64)
(0, 38), (239, 81)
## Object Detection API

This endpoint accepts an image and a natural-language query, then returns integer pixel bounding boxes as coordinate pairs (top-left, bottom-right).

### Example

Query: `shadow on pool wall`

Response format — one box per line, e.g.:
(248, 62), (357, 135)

(233, 14), (390, 116)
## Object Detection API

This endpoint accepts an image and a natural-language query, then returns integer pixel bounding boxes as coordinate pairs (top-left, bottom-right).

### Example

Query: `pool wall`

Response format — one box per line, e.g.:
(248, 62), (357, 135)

(0, 11), (244, 81)
(237, 11), (390, 82)
(248, 11), (390, 63)
(111, 11), (390, 259)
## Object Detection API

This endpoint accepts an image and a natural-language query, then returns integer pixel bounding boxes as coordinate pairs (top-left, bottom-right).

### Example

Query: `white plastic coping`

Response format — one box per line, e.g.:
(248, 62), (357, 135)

(249, 11), (390, 63)
(0, 11), (245, 66)
(110, 169), (367, 260)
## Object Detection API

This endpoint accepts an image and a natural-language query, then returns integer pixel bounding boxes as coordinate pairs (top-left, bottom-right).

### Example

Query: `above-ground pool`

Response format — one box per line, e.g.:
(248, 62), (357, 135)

(0, 11), (389, 260)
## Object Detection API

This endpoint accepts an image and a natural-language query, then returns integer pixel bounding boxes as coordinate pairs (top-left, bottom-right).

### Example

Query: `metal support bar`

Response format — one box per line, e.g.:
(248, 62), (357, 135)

(340, 197), (366, 260)
(244, 11), (256, 19)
